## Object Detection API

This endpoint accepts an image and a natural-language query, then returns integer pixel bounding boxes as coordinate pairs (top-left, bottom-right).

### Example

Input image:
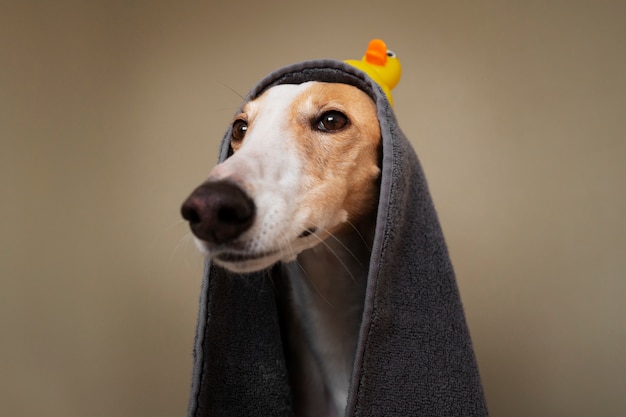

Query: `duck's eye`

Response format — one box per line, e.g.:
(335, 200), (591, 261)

(315, 110), (349, 132)
(386, 50), (396, 58)
(231, 119), (248, 142)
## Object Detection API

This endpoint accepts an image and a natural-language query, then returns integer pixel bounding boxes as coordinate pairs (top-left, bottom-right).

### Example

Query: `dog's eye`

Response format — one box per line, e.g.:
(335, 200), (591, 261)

(231, 119), (248, 142)
(316, 111), (349, 132)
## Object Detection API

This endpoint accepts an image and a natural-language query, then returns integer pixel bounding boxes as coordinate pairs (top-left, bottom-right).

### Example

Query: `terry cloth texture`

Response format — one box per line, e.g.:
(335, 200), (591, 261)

(186, 60), (489, 417)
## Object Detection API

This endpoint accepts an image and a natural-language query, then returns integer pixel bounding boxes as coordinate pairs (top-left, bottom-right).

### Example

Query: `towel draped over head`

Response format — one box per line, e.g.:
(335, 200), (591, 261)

(186, 60), (489, 417)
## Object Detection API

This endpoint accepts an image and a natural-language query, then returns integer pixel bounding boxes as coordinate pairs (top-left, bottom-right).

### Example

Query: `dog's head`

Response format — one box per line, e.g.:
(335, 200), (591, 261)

(181, 81), (381, 273)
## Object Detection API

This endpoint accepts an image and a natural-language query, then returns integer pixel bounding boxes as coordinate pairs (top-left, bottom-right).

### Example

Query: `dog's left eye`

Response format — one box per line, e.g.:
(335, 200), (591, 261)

(316, 111), (349, 132)
(231, 119), (248, 142)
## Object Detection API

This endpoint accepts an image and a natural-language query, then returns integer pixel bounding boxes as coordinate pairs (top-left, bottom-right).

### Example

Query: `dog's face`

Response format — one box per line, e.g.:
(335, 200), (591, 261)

(182, 81), (381, 273)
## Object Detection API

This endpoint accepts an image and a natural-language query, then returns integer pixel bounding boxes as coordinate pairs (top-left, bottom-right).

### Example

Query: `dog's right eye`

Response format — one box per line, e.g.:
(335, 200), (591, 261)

(231, 119), (248, 142)
(315, 111), (349, 132)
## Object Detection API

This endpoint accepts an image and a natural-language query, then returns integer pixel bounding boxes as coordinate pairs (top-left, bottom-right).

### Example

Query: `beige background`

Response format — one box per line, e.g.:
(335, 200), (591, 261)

(1, 1), (625, 416)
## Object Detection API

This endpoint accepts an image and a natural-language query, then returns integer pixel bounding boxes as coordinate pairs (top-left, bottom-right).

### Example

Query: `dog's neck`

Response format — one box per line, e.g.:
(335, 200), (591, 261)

(281, 216), (376, 416)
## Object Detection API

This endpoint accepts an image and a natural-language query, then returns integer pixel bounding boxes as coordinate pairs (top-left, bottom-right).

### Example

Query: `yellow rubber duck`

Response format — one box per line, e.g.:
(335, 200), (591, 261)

(345, 39), (402, 106)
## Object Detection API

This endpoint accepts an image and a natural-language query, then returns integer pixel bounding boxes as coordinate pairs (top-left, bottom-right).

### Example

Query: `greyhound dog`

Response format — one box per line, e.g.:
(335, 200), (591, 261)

(181, 81), (381, 416)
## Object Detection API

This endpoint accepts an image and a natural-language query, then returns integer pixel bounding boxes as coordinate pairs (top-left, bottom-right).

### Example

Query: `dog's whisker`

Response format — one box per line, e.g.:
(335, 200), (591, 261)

(168, 218), (189, 229)
(266, 232), (336, 308)
(169, 232), (199, 266)
(295, 260), (336, 309)
(314, 225), (364, 267)
(216, 80), (245, 100)
(308, 231), (358, 285)
(344, 219), (373, 252)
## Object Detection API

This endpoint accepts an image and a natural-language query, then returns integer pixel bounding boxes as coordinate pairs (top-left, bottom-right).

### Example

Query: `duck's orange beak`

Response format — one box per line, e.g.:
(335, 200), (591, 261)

(365, 39), (388, 66)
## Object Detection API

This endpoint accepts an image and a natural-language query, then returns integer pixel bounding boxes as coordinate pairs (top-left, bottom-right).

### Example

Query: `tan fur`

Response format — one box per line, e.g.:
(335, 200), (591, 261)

(289, 83), (381, 230)
(231, 83), (380, 238)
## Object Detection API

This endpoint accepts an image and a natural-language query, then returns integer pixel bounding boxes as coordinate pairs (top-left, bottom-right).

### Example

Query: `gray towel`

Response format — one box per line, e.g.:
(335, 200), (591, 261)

(186, 60), (489, 416)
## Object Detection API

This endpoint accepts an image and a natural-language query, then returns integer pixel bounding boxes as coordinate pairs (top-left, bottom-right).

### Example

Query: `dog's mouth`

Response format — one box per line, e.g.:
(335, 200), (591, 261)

(209, 248), (285, 273)
(298, 227), (317, 238)
(198, 226), (322, 273)
(212, 227), (317, 262)
(209, 233), (317, 273)
(214, 250), (278, 263)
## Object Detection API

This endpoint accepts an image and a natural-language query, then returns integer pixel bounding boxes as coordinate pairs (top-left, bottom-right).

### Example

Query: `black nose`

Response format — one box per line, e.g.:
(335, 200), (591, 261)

(181, 181), (256, 244)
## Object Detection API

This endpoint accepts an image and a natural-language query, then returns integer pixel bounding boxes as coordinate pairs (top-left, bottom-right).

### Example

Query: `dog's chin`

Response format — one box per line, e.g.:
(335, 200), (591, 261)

(194, 234), (321, 274)
(212, 254), (282, 274)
